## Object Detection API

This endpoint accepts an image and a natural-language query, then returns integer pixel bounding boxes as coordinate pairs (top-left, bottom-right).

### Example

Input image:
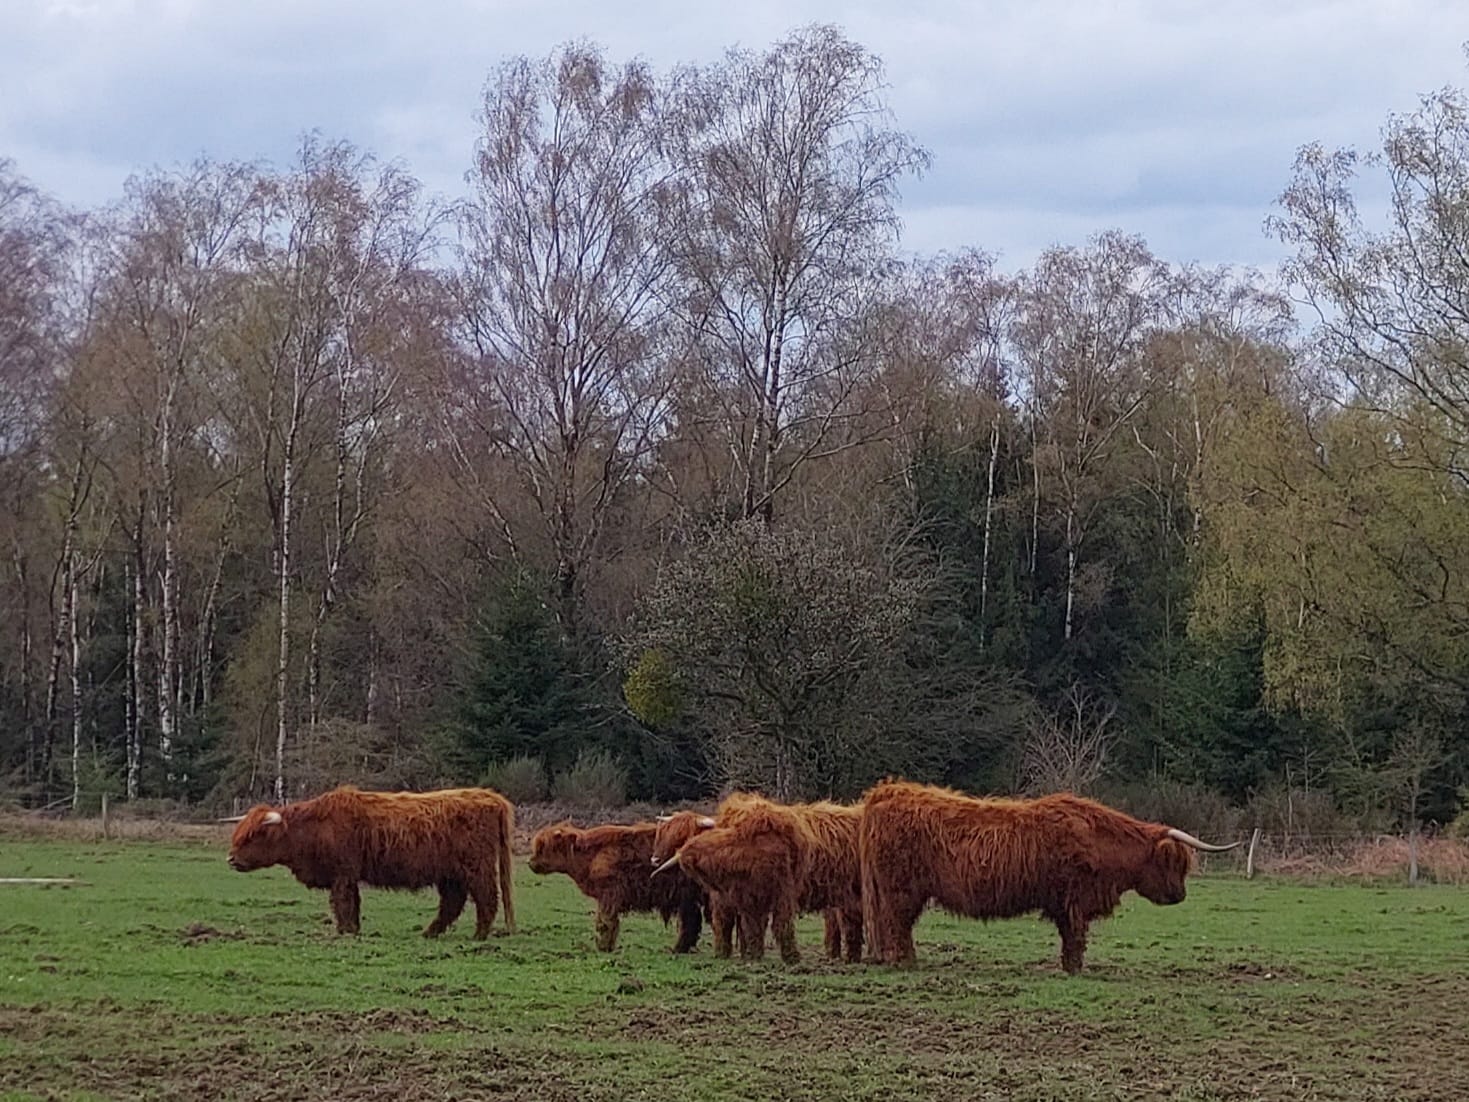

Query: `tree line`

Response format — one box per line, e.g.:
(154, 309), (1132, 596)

(3, 26), (1467, 831)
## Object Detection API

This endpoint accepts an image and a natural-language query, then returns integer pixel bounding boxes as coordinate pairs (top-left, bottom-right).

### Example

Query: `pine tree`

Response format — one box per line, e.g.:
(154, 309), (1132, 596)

(452, 570), (589, 781)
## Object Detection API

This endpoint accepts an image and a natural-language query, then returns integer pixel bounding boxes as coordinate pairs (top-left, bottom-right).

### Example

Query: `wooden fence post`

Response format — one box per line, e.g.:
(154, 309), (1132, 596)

(1246, 827), (1262, 880)
(1408, 830), (1419, 885)
(101, 793), (110, 840)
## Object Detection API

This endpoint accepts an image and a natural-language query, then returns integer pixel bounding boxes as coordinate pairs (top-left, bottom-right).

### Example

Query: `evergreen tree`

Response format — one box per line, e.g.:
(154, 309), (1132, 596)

(451, 569), (590, 781)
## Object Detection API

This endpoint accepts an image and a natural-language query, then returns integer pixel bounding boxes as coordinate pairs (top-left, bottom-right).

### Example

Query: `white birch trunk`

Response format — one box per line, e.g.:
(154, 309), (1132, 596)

(1063, 502), (1077, 642)
(196, 473), (238, 718)
(127, 552), (144, 800)
(68, 549), (82, 809)
(1029, 411), (1040, 575)
(978, 415), (1000, 640)
(157, 396), (179, 775)
(13, 546), (35, 782)
(274, 380), (301, 802)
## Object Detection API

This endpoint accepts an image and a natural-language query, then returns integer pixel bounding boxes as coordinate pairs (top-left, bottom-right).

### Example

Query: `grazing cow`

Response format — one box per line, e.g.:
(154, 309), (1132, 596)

(651, 811), (739, 958)
(227, 785), (515, 939)
(529, 821), (707, 952)
(798, 801), (864, 964)
(653, 795), (864, 964)
(859, 780), (1240, 973)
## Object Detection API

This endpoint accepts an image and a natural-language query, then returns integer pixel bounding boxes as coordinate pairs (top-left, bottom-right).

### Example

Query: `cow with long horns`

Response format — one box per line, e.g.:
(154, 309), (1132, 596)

(858, 780), (1240, 973)
(225, 785), (515, 939)
(529, 821), (708, 952)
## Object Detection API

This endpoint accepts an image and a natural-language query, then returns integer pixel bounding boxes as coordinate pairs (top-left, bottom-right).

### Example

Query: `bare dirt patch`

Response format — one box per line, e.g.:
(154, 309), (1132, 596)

(0, 1005), (585, 1102)
(590, 980), (1469, 1102)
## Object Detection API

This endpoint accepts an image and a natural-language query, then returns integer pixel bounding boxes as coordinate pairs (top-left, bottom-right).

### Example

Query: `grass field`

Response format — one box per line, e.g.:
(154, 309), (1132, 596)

(1, 837), (1466, 1101)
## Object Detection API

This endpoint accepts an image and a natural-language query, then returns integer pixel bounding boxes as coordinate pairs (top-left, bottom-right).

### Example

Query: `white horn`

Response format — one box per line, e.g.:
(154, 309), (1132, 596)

(216, 815), (246, 823)
(697, 816), (715, 829)
(656, 815), (673, 822)
(651, 853), (681, 876)
(1166, 827), (1243, 853)
(263, 811), (283, 826)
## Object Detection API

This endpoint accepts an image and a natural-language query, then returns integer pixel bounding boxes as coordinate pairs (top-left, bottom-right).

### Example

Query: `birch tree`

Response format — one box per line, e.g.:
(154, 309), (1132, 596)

(105, 162), (259, 783)
(0, 161), (69, 788)
(456, 44), (672, 644)
(1012, 232), (1169, 641)
(663, 24), (928, 522)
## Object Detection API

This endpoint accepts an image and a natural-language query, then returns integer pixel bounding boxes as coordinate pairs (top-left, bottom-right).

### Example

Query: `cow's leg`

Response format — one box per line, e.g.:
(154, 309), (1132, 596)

(673, 899), (702, 954)
(330, 879), (361, 935)
(884, 892), (923, 966)
(738, 908), (767, 961)
(424, 879), (467, 938)
(468, 869), (500, 940)
(822, 910), (842, 960)
(1056, 910), (1089, 975)
(840, 908), (864, 965)
(594, 902), (621, 952)
(711, 898), (735, 959)
(772, 894), (800, 965)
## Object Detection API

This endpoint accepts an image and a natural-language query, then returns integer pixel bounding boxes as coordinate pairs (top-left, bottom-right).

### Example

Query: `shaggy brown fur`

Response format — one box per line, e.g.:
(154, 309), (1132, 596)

(529, 821), (706, 952)
(859, 780), (1201, 973)
(228, 785), (515, 939)
(796, 800), (864, 963)
(655, 795), (863, 964)
(652, 811), (739, 958)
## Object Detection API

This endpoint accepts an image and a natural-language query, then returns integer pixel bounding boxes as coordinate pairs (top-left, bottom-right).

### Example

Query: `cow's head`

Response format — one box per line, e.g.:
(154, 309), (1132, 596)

(1135, 827), (1241, 905)
(227, 807), (288, 872)
(528, 823), (581, 875)
(650, 811), (715, 870)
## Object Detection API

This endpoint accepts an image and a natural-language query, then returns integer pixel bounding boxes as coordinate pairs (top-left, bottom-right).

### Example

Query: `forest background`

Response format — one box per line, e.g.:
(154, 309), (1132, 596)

(4, 26), (1468, 839)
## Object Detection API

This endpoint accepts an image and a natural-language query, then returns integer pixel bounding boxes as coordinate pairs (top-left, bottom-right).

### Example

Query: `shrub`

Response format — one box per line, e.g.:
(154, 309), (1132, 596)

(1245, 784), (1372, 840)
(481, 756), (549, 804)
(551, 748), (628, 808)
(1101, 778), (1243, 844)
(1448, 788), (1469, 841)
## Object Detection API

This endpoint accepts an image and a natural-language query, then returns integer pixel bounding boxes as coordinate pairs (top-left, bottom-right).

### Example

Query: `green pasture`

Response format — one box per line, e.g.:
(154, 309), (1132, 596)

(0, 838), (1465, 1100)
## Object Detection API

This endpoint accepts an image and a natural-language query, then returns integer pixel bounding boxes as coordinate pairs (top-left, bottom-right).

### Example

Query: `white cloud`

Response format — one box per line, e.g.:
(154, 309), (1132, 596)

(1, 0), (1464, 269)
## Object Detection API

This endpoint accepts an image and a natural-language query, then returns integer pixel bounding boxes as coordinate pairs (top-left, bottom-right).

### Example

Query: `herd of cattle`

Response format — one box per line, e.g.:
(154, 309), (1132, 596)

(225, 779), (1241, 973)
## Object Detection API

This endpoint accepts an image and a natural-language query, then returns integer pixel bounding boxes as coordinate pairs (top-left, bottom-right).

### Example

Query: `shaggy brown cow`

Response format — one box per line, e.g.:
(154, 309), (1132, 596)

(651, 811), (739, 958)
(653, 795), (864, 964)
(799, 800), (864, 963)
(227, 785), (515, 939)
(529, 821), (707, 952)
(859, 780), (1240, 973)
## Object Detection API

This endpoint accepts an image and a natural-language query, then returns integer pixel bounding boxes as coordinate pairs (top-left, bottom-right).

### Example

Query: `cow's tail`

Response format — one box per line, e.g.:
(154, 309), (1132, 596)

(498, 800), (517, 934)
(858, 810), (882, 964)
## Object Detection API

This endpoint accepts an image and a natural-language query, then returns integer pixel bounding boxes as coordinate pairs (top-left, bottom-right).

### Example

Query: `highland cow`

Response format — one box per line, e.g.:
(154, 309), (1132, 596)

(529, 821), (707, 952)
(653, 795), (863, 964)
(858, 780), (1240, 973)
(798, 800), (864, 963)
(651, 811), (740, 958)
(227, 785), (515, 939)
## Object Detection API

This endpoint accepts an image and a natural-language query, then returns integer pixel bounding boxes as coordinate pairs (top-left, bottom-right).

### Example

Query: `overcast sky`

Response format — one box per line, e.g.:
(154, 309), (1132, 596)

(3, 0), (1465, 272)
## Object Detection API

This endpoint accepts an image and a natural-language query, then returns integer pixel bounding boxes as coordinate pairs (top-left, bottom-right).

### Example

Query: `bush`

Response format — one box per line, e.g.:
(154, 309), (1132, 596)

(481, 756), (549, 804)
(551, 748), (628, 808)
(1448, 788), (1469, 841)
(1245, 784), (1375, 839)
(283, 718), (438, 798)
(1102, 778), (1243, 845)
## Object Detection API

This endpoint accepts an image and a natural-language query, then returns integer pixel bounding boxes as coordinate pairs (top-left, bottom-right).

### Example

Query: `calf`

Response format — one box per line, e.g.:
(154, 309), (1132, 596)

(654, 794), (863, 964)
(529, 821), (706, 952)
